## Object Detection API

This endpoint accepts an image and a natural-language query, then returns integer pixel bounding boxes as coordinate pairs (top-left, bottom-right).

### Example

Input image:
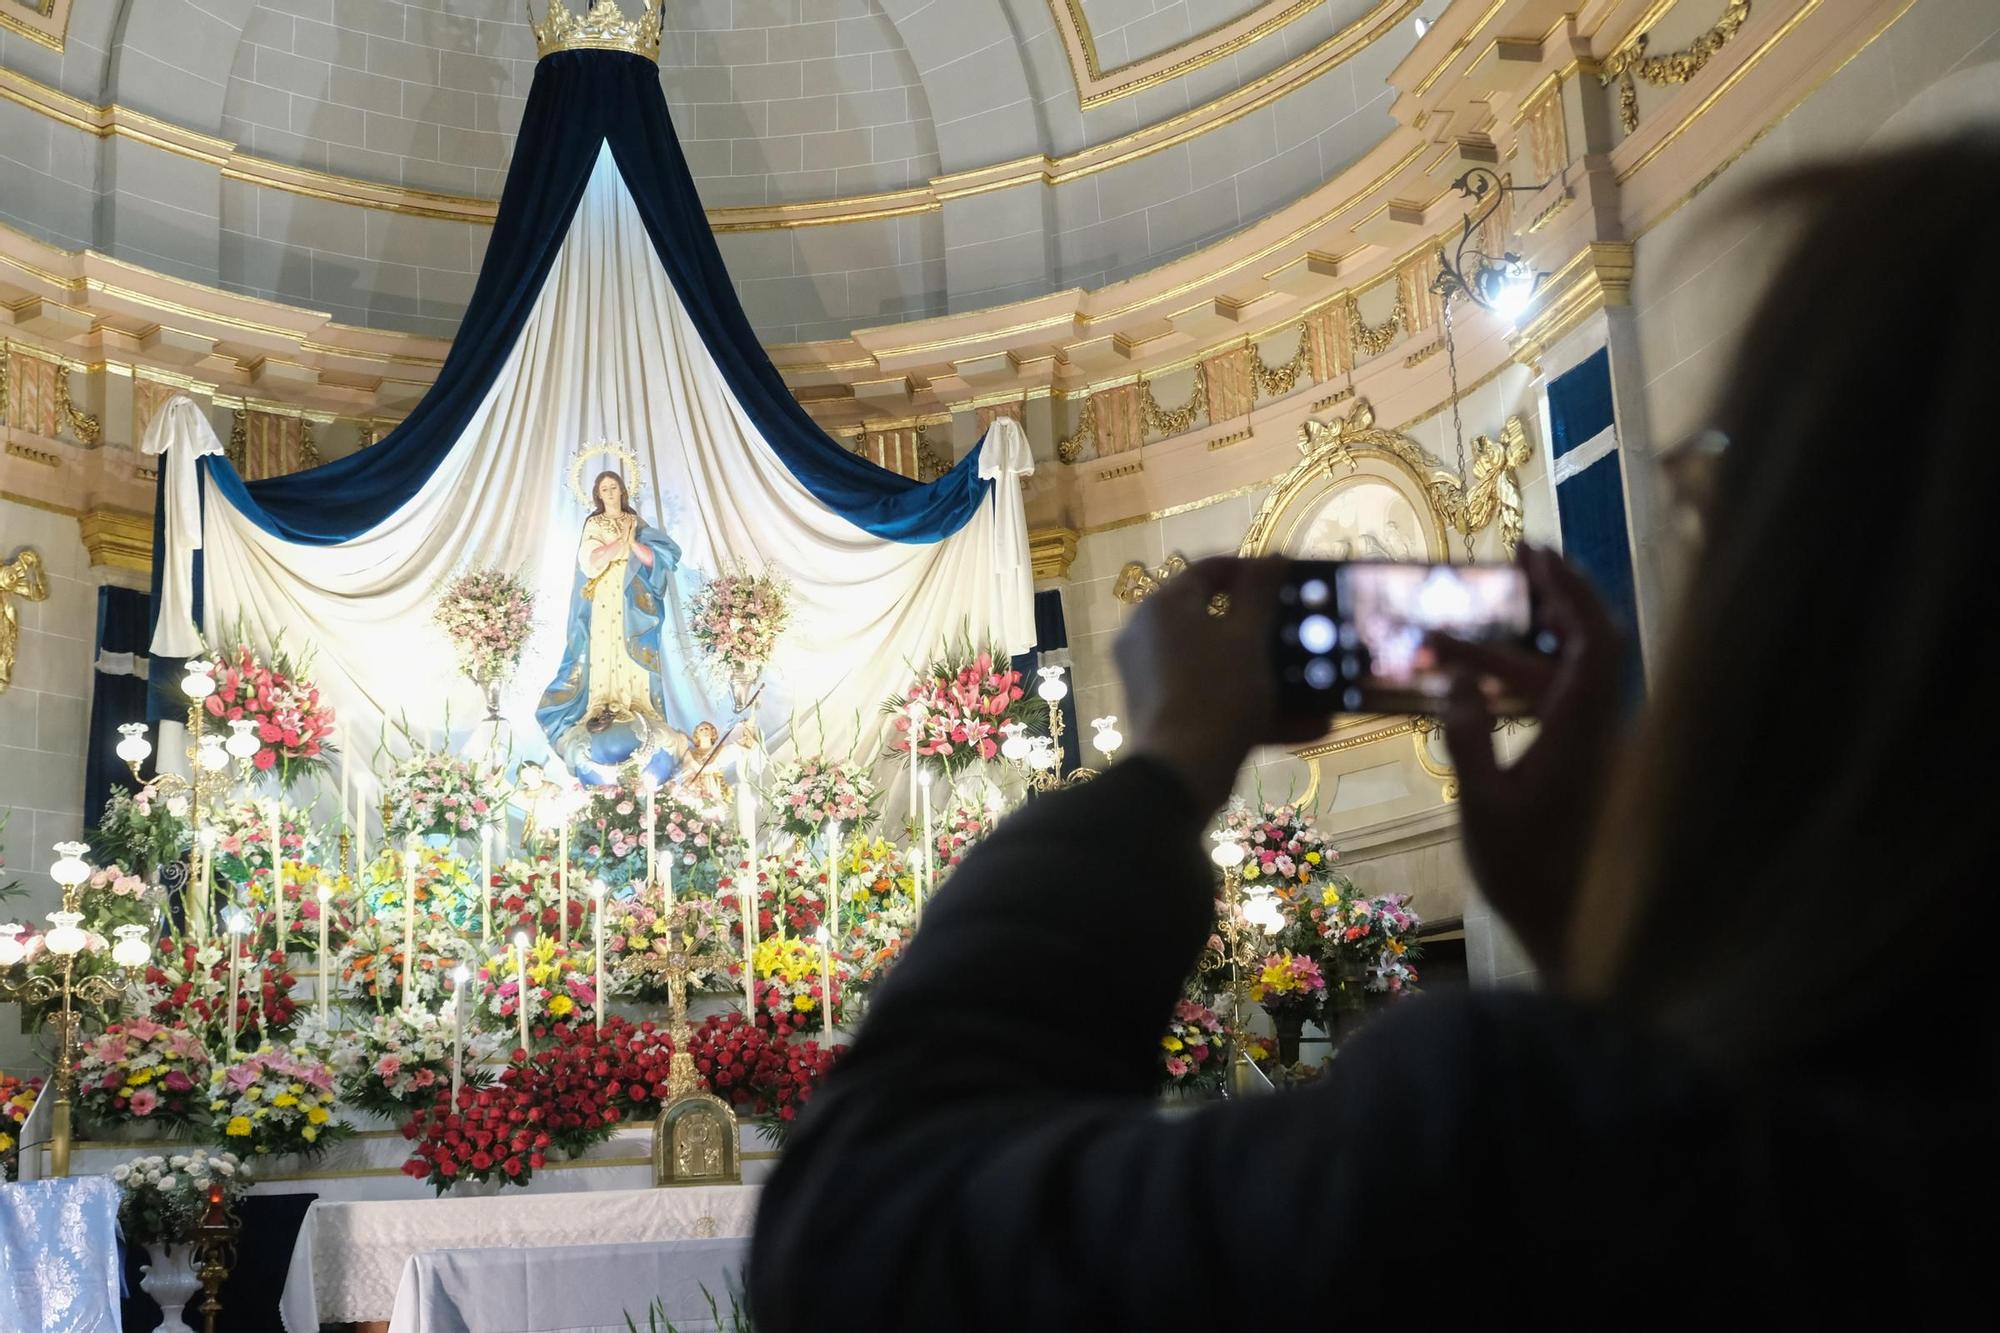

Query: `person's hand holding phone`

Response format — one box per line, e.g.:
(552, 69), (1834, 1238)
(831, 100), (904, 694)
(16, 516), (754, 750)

(1429, 544), (1624, 979)
(1115, 557), (1328, 811)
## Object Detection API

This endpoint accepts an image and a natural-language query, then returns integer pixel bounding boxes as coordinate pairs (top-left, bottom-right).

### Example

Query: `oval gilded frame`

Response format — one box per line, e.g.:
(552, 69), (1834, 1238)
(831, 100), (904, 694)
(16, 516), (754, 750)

(1239, 399), (1463, 794)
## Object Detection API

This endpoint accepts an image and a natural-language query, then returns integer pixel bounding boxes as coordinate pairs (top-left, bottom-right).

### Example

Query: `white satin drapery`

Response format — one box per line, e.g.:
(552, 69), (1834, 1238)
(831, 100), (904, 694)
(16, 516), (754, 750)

(148, 146), (1034, 814)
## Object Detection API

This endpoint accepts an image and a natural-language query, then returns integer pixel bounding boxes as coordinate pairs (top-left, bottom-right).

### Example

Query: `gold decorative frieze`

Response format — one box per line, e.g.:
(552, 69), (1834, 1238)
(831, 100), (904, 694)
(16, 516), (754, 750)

(1113, 553), (1188, 605)
(1403, 339), (1443, 368)
(1028, 527), (1079, 581)
(53, 364), (99, 445)
(1251, 324), (1315, 399)
(1516, 71), (1571, 183)
(1602, 1), (1753, 134)
(77, 509), (153, 573)
(1055, 396), (1096, 466)
(1345, 291), (1406, 359)
(1509, 241), (1636, 368)
(0, 1), (71, 53)
(0, 546), (49, 694)
(1200, 347), (1255, 424)
(5, 442), (59, 467)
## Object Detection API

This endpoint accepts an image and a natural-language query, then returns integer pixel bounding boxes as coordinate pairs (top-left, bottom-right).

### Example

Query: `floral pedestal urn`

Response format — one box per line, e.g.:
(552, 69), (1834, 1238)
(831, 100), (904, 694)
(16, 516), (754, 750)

(140, 1242), (202, 1333)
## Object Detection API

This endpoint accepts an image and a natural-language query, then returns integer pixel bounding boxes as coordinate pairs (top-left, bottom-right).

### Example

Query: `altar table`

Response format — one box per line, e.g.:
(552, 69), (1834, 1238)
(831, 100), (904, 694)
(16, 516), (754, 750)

(279, 1184), (758, 1331)
(387, 1237), (750, 1333)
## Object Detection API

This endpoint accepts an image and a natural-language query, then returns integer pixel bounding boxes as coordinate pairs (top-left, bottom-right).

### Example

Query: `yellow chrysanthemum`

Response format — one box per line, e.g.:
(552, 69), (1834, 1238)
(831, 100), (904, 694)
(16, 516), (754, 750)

(547, 994), (575, 1017)
(1161, 1035), (1184, 1052)
(307, 1107), (329, 1125)
(225, 1116), (251, 1137)
(1241, 863), (1260, 879)
(0, 1132), (16, 1153)
(272, 1093), (298, 1109)
(288, 1081), (304, 1094)
(301, 1125), (318, 1143)
(792, 995), (813, 1013)
(126, 1069), (153, 1086)
(243, 1085), (262, 1101)
(1305, 852), (1322, 865)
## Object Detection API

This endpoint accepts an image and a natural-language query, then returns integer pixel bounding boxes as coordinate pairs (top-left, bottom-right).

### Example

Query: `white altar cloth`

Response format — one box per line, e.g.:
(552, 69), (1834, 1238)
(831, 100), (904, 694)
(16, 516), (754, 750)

(387, 1237), (749, 1333)
(280, 1184), (758, 1330)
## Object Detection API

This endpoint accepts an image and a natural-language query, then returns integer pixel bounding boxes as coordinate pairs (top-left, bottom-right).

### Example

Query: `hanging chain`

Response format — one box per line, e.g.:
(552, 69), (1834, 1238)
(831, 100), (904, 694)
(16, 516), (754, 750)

(1441, 291), (1476, 563)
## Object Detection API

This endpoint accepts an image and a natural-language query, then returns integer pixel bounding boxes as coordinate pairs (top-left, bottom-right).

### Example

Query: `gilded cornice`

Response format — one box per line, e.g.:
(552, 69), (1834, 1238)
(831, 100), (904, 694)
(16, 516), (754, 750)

(0, 0), (68, 52)
(1049, 0), (1389, 109)
(77, 508), (152, 573)
(1027, 526), (1079, 581)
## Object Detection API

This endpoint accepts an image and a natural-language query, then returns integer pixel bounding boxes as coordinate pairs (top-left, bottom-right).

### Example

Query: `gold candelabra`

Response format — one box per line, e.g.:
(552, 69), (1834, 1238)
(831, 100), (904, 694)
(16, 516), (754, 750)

(0, 843), (152, 1176)
(193, 1183), (241, 1333)
(115, 657), (250, 941)
(1008, 665), (1123, 792)
(1207, 844), (1273, 1098)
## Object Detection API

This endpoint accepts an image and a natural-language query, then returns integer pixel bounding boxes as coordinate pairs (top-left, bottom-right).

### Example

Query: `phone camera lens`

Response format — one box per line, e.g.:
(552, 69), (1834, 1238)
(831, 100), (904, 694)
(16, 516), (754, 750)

(1341, 687), (1364, 711)
(1304, 658), (1336, 690)
(1535, 630), (1560, 654)
(1299, 614), (1336, 654)
(1300, 578), (1329, 608)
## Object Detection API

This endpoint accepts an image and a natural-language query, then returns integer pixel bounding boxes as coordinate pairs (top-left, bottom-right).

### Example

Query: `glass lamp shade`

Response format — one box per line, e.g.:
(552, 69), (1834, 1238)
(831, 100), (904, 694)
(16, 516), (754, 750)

(0, 924), (25, 968)
(224, 719), (261, 760)
(999, 722), (1029, 762)
(181, 660), (217, 701)
(111, 924), (151, 969)
(1089, 716), (1123, 757)
(115, 722), (154, 766)
(1243, 897), (1287, 933)
(196, 736), (230, 772)
(1035, 665), (1069, 702)
(50, 841), (92, 890)
(1209, 835), (1246, 869)
(1026, 738), (1058, 772)
(44, 910), (89, 957)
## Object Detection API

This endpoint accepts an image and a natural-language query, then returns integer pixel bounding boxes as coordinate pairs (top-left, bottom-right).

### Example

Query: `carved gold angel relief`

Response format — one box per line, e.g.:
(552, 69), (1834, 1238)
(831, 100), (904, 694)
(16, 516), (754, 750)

(0, 548), (50, 694)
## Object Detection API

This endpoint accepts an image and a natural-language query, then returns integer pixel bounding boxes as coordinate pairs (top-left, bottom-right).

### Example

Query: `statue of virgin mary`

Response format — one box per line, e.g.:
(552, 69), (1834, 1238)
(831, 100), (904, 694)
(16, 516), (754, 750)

(536, 469), (690, 784)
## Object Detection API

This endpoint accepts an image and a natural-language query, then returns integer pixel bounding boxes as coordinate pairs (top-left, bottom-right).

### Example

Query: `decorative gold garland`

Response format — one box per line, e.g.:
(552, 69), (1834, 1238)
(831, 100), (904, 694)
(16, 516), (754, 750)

(1344, 292), (1405, 360)
(53, 362), (101, 445)
(1138, 373), (1207, 438)
(1251, 323), (1314, 398)
(299, 419), (321, 469)
(227, 409), (248, 472)
(0, 347), (9, 427)
(913, 426), (951, 483)
(1056, 396), (1096, 465)
(1601, 0), (1752, 134)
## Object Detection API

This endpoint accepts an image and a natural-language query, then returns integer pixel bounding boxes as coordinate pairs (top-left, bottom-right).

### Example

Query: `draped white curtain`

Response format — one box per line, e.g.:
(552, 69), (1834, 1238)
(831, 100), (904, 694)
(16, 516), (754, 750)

(149, 146), (1034, 810)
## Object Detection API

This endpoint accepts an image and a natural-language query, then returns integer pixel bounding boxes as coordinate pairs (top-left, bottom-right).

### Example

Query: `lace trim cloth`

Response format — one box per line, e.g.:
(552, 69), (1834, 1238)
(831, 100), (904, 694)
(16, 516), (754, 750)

(0, 1177), (123, 1333)
(282, 1183), (759, 1327)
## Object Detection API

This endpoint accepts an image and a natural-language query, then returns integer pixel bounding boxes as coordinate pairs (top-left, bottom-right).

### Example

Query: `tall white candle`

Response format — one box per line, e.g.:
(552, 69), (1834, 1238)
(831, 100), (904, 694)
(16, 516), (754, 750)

(826, 822), (840, 930)
(315, 883), (331, 1026)
(512, 931), (531, 1053)
(815, 925), (834, 1044)
(918, 770), (935, 925)
(643, 780), (657, 895)
(267, 800), (286, 947)
(338, 747), (351, 853)
(737, 773), (759, 1020)
(226, 915), (243, 1051)
(590, 880), (607, 1036)
(479, 825), (493, 948)
(401, 833), (418, 1009)
(663, 847), (674, 915)
(451, 965), (468, 1104)
(557, 815), (570, 944)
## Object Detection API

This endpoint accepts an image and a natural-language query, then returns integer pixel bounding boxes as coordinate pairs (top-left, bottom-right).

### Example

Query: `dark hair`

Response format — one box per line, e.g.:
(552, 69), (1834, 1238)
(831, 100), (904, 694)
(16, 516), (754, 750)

(588, 470), (634, 517)
(1571, 134), (2000, 1073)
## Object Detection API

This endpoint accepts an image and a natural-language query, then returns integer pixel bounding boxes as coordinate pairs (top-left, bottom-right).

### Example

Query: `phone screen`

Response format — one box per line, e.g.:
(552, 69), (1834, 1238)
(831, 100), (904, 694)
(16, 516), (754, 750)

(1273, 560), (1539, 716)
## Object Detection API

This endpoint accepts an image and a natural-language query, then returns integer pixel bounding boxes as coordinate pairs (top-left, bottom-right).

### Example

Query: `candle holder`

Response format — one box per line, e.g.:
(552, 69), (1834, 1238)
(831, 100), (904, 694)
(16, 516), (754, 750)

(0, 843), (152, 1175)
(193, 1183), (241, 1333)
(117, 659), (244, 941)
(1204, 834), (1272, 1099)
(1006, 666), (1126, 792)
(635, 947), (740, 1185)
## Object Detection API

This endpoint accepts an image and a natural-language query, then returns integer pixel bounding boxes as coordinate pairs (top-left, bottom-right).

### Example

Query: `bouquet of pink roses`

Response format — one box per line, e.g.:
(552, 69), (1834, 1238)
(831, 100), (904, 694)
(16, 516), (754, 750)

(766, 754), (876, 840)
(432, 567), (536, 692)
(687, 566), (791, 684)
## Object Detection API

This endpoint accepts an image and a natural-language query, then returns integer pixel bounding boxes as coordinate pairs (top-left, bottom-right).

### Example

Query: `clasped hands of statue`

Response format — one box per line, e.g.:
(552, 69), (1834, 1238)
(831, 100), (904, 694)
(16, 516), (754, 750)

(592, 514), (663, 570)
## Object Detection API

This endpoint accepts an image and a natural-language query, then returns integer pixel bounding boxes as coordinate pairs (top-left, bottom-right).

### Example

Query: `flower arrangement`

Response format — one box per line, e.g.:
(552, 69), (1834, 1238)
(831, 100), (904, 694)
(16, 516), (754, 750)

(766, 754), (876, 840)
(605, 897), (737, 1002)
(750, 851), (830, 938)
(0, 1074), (40, 1181)
(1218, 800), (1337, 891)
(77, 861), (158, 932)
(474, 935), (598, 1041)
(686, 1013), (780, 1112)
(653, 787), (737, 893)
(363, 843), (481, 935)
(209, 1044), (349, 1157)
(930, 790), (1000, 875)
(400, 1081), (551, 1194)
(515, 1033), (624, 1157)
(432, 567), (537, 693)
(835, 837), (914, 911)
(764, 1039), (842, 1125)
(334, 918), (472, 1013)
(329, 1008), (499, 1119)
(75, 1019), (211, 1131)
(111, 1149), (247, 1246)
(142, 940), (298, 1050)
(206, 799), (324, 891)
(833, 894), (914, 1005)
(204, 637), (336, 782)
(90, 785), (190, 885)
(541, 1016), (678, 1121)
(1250, 951), (1326, 1017)
(1157, 998), (1226, 1093)
(1317, 889), (1423, 994)
(687, 566), (792, 685)
(490, 858), (589, 942)
(572, 778), (647, 889)
(751, 934), (834, 1036)
(383, 749), (501, 839)
(884, 644), (1029, 776)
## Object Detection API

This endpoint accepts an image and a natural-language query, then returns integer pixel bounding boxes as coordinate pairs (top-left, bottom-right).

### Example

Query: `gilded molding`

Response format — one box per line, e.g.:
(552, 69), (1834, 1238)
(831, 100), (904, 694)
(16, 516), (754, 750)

(1508, 241), (1636, 368)
(1055, 396), (1095, 465)
(1602, 0), (1753, 134)
(0, 545), (49, 694)
(1345, 291), (1406, 359)
(1112, 553), (1188, 605)
(1250, 324), (1314, 398)
(1050, 0), (1353, 109)
(77, 509), (153, 574)
(0, 0), (68, 52)
(52, 360), (99, 445)
(1027, 527), (1080, 581)
(1138, 373), (1207, 439)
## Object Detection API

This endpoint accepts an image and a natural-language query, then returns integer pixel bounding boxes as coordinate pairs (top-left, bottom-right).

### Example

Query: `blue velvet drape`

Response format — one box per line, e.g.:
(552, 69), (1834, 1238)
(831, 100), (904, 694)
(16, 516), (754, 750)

(202, 50), (990, 547)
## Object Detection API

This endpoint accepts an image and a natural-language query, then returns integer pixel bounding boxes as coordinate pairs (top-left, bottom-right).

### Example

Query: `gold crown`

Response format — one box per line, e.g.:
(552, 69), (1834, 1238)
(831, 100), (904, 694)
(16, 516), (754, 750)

(528, 0), (661, 61)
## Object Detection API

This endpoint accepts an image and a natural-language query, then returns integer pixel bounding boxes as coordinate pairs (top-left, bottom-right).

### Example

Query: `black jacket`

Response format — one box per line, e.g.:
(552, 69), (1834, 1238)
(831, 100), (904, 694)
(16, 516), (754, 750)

(750, 760), (1978, 1328)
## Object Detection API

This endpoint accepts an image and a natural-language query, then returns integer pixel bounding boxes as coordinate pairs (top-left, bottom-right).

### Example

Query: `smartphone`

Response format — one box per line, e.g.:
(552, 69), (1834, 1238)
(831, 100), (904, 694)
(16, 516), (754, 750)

(1271, 559), (1546, 716)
